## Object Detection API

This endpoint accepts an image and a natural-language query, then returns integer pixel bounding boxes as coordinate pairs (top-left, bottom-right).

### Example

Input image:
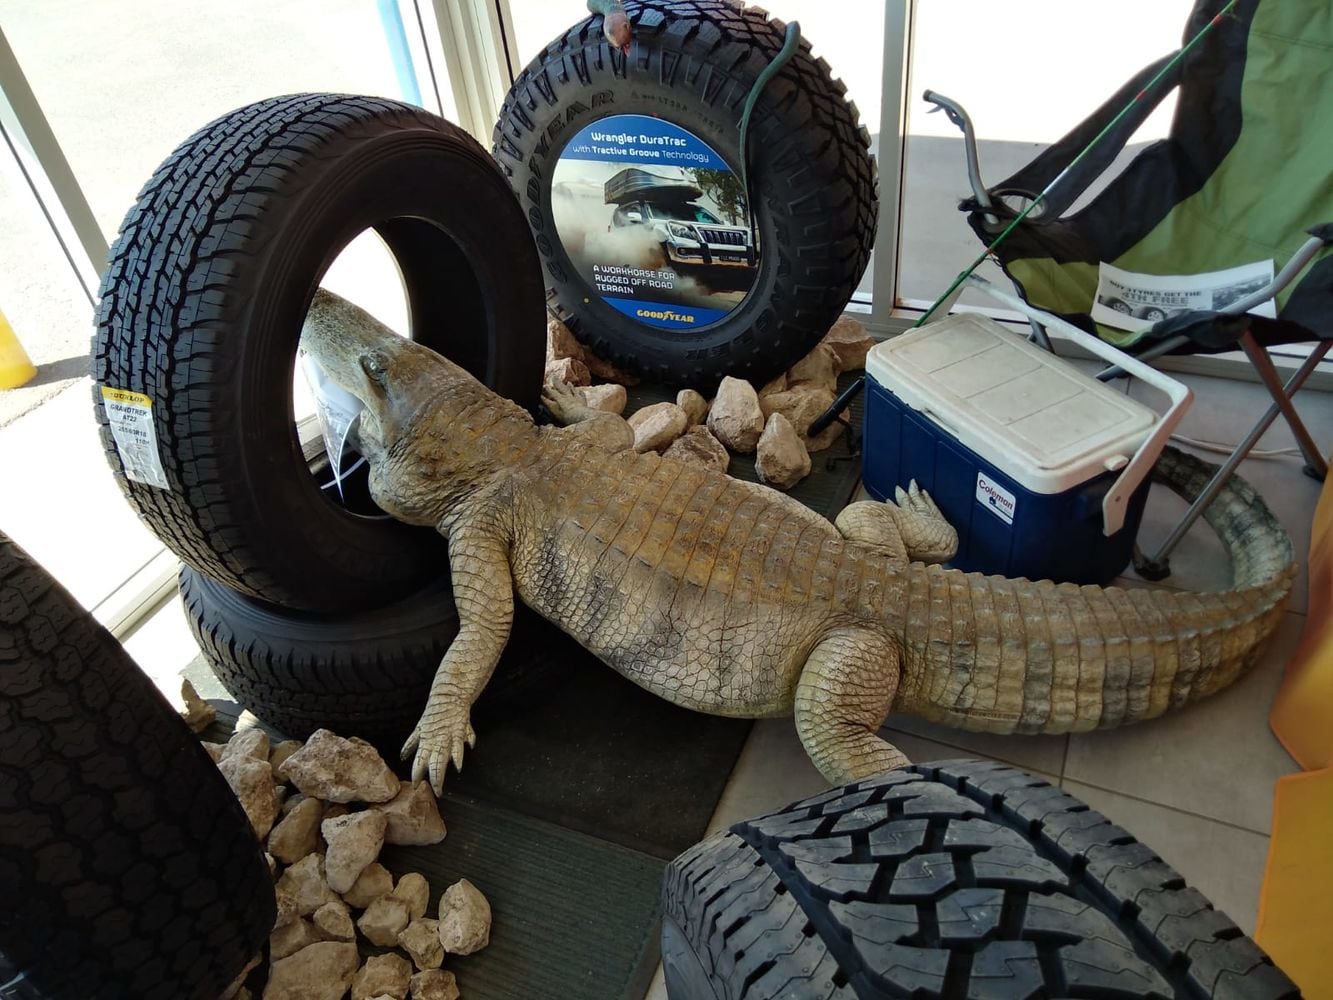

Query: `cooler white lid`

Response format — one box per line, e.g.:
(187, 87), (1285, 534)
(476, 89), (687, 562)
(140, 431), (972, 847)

(866, 313), (1159, 495)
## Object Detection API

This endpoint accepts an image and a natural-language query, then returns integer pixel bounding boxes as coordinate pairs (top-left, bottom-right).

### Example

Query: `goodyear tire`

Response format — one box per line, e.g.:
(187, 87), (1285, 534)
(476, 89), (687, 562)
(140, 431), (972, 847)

(494, 0), (876, 389)
(0, 532), (274, 1000)
(662, 760), (1298, 999)
(94, 94), (546, 613)
(181, 567), (574, 751)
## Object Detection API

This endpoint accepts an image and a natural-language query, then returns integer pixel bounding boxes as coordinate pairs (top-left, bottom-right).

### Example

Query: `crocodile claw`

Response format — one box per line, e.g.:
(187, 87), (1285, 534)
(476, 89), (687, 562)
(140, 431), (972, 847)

(401, 708), (478, 797)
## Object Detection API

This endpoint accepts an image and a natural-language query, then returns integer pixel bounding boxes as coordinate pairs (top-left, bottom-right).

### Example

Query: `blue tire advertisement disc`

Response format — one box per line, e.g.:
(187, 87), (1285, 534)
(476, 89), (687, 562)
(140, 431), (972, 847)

(552, 114), (758, 332)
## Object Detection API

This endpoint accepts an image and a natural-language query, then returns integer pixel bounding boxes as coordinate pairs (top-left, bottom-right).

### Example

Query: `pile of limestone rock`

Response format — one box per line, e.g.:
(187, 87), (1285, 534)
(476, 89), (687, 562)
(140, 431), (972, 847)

(544, 315), (875, 490)
(197, 711), (485, 1000)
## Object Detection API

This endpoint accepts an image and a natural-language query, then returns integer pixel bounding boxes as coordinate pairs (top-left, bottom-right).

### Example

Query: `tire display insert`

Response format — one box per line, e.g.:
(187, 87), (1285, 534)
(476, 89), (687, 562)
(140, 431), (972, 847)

(552, 113), (756, 331)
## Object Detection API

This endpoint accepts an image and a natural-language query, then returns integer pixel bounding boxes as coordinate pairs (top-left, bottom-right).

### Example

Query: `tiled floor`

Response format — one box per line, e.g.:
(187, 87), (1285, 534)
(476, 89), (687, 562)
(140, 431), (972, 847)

(7, 359), (1328, 997)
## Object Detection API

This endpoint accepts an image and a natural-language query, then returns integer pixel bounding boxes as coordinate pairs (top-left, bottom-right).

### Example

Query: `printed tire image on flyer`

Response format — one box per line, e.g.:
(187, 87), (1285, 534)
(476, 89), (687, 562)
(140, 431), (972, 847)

(551, 114), (757, 332)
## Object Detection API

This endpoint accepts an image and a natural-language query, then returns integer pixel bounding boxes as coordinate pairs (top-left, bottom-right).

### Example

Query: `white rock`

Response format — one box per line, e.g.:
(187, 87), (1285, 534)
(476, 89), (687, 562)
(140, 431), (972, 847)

(373, 781), (446, 846)
(222, 727), (270, 763)
(350, 953), (412, 1000)
(759, 386), (836, 439)
(821, 315), (875, 372)
(270, 918), (321, 960)
(397, 917), (443, 971)
(544, 356), (591, 387)
(277, 729), (400, 804)
(357, 895), (411, 947)
(263, 941), (359, 1000)
(391, 872), (431, 920)
(675, 389), (709, 426)
(410, 970), (460, 1000)
(312, 899), (356, 942)
(201, 741), (226, 762)
(217, 754), (280, 840)
(321, 811), (388, 894)
(758, 373), (788, 397)
(269, 739), (303, 776)
(662, 426), (730, 475)
(546, 316), (585, 362)
(274, 853), (337, 919)
(437, 878), (491, 956)
(706, 377), (765, 453)
(627, 401), (688, 454)
(180, 679), (216, 734)
(265, 853), (277, 880)
(576, 383), (628, 415)
(280, 792), (307, 816)
(342, 861), (394, 909)
(267, 796), (324, 865)
(787, 344), (839, 392)
(755, 413), (812, 490)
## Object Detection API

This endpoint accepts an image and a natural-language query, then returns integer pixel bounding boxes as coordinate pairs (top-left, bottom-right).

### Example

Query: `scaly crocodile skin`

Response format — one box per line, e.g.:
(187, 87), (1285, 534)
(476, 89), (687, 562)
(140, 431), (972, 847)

(301, 291), (1295, 792)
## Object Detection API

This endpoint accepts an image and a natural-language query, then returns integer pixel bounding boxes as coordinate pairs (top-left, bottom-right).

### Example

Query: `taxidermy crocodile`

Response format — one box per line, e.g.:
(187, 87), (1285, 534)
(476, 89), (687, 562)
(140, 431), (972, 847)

(300, 291), (1294, 793)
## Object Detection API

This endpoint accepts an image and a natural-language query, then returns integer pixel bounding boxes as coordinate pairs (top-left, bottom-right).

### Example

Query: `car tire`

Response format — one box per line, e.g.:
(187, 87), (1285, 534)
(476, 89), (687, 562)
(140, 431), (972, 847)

(662, 759), (1298, 999)
(94, 93), (546, 612)
(180, 566), (573, 751)
(0, 531), (274, 1000)
(493, 0), (876, 390)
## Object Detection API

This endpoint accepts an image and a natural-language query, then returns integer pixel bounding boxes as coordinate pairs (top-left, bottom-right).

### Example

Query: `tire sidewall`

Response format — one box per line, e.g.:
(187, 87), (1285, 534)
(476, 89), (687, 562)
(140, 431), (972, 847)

(496, 9), (875, 389)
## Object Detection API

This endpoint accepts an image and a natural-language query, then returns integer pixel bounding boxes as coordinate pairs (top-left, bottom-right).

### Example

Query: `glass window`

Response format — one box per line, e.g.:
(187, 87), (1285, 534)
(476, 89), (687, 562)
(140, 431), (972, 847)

(0, 0), (433, 614)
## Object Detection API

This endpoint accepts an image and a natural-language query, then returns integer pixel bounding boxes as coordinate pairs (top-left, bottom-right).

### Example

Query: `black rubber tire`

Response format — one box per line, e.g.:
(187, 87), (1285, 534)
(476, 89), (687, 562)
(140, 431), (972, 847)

(0, 532), (274, 1000)
(662, 759), (1298, 1000)
(93, 93), (546, 613)
(180, 566), (573, 751)
(493, 0), (876, 390)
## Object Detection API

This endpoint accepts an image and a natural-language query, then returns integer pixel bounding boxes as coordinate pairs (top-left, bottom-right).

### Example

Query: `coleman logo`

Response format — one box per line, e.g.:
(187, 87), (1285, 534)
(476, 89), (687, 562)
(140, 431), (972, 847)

(975, 473), (1017, 526)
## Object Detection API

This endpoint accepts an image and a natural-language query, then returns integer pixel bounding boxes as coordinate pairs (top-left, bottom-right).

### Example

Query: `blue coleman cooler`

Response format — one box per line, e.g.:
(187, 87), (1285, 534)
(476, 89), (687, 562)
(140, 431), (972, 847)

(862, 312), (1188, 585)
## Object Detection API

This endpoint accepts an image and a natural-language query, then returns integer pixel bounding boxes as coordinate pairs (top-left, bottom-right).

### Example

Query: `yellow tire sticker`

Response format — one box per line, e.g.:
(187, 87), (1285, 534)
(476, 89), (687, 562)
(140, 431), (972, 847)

(100, 386), (170, 489)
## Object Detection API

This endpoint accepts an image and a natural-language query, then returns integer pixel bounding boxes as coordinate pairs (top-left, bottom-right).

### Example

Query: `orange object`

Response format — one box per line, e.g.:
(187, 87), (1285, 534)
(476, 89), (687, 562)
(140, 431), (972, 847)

(1256, 768), (1333, 999)
(1269, 467), (1333, 769)
(1257, 452), (1333, 995)
(0, 309), (36, 389)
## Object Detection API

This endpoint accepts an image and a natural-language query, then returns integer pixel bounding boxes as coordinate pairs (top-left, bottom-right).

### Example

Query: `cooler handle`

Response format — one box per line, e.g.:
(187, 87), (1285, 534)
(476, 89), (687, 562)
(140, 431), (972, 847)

(963, 275), (1193, 536)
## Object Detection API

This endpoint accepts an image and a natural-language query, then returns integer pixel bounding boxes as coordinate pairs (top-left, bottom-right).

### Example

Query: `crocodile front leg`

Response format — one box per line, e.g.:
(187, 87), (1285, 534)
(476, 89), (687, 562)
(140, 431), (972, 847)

(541, 382), (634, 453)
(794, 627), (910, 784)
(402, 515), (515, 794)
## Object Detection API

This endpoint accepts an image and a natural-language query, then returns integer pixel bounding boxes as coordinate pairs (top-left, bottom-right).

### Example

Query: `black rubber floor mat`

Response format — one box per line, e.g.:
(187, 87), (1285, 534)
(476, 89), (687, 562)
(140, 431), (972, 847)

(382, 794), (664, 1000)
(623, 370), (865, 520)
(459, 631), (751, 861)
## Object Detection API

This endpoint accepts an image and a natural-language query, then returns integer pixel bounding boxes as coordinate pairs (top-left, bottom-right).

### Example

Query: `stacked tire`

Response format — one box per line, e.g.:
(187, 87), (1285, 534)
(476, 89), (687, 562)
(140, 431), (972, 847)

(91, 94), (555, 751)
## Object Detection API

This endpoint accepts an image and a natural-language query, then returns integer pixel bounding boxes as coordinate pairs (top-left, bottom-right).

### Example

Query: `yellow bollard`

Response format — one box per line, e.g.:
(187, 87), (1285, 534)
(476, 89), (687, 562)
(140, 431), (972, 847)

(0, 308), (37, 389)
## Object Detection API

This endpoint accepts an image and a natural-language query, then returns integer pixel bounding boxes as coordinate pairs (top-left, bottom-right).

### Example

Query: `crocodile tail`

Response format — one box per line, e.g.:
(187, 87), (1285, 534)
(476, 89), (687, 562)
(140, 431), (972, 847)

(900, 446), (1295, 735)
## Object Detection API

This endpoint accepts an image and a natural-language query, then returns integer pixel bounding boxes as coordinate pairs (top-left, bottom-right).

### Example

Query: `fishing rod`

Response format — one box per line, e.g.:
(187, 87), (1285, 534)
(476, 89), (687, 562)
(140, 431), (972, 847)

(807, 0), (1240, 438)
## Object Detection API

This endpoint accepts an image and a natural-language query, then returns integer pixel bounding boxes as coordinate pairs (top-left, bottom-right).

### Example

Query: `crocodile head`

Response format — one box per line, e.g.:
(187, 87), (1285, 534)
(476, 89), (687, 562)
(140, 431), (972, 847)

(298, 289), (535, 526)
(299, 289), (464, 461)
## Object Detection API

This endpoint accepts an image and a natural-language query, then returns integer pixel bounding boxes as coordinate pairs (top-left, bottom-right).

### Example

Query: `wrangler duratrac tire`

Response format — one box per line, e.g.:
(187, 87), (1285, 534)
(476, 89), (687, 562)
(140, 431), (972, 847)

(662, 760), (1298, 999)
(181, 567), (572, 750)
(94, 93), (546, 612)
(493, 0), (876, 389)
(0, 532), (273, 1000)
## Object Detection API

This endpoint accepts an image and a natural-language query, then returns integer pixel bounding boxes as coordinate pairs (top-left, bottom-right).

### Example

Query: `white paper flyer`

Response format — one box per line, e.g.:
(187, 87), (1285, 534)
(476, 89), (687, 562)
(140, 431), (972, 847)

(1091, 259), (1276, 333)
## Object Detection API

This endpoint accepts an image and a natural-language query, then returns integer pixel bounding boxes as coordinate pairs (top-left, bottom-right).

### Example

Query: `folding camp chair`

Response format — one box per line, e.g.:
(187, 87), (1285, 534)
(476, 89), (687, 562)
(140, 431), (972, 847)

(930, 0), (1333, 580)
